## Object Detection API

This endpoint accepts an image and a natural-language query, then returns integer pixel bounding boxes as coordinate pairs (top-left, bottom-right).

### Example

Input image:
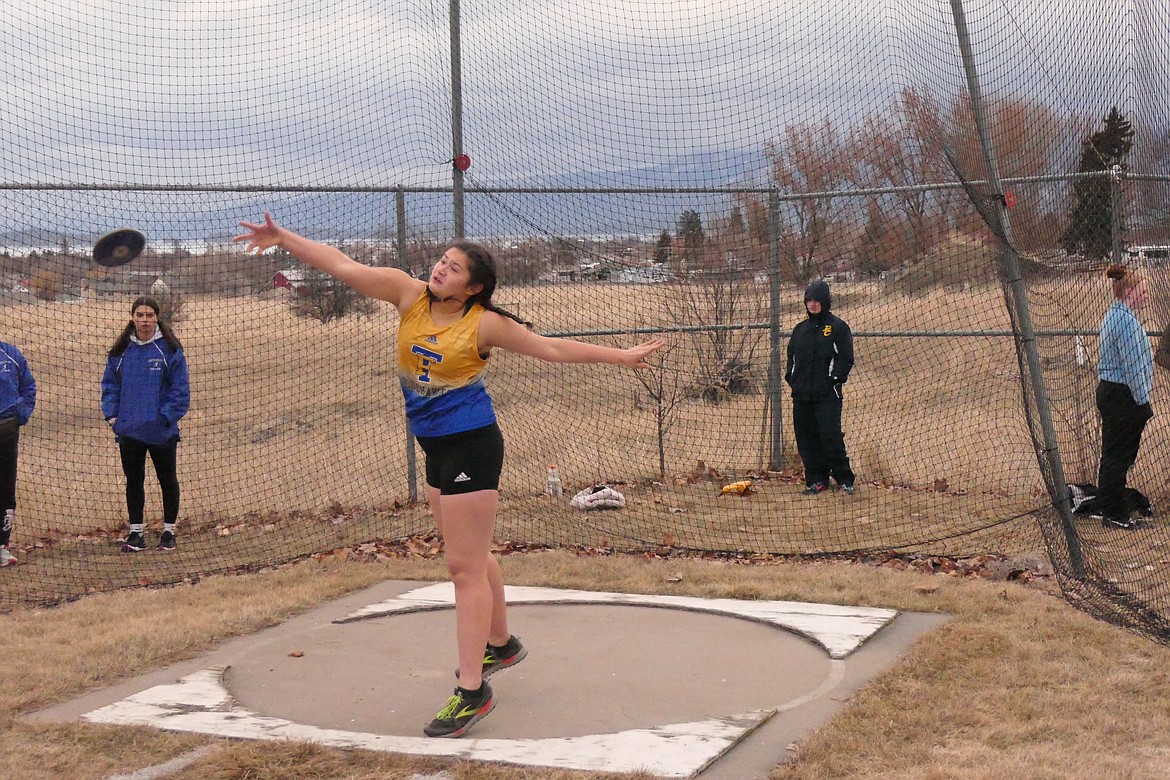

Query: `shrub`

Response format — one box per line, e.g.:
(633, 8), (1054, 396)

(290, 270), (379, 323)
(28, 268), (63, 301)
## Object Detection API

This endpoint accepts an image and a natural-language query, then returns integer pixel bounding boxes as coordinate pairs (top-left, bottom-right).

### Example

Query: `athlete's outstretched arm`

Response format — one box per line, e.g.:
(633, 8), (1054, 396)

(235, 212), (424, 310)
(480, 311), (665, 368)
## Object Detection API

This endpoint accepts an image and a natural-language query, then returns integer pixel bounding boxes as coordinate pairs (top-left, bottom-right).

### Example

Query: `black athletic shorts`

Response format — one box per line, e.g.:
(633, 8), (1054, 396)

(416, 422), (504, 494)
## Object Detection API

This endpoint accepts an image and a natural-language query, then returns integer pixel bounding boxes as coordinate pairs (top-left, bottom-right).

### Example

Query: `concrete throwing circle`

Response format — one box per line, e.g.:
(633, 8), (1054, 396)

(225, 603), (833, 739)
(64, 583), (901, 777)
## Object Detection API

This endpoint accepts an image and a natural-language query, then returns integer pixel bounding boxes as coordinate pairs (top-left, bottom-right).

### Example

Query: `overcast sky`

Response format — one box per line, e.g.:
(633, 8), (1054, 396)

(0, 0), (1167, 246)
(3, 0), (1162, 189)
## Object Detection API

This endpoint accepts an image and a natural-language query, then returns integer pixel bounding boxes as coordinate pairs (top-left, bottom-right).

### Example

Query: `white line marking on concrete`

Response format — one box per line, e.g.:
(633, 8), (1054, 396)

(336, 583), (897, 658)
(82, 667), (773, 778)
(77, 587), (900, 778)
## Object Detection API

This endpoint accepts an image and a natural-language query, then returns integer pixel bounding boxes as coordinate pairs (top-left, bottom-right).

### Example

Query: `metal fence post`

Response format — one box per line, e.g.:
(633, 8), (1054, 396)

(951, 0), (1083, 575)
(767, 189), (784, 469)
(450, 0), (465, 238)
(397, 187), (418, 503)
(1111, 164), (1124, 266)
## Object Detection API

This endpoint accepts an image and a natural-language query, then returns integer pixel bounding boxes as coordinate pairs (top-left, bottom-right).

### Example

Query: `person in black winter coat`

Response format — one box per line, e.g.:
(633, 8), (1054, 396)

(784, 279), (856, 494)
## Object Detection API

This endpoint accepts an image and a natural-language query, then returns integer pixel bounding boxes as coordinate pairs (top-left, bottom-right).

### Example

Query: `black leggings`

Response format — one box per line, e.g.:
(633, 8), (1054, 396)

(118, 436), (180, 525)
(1096, 381), (1153, 519)
(0, 417), (18, 546)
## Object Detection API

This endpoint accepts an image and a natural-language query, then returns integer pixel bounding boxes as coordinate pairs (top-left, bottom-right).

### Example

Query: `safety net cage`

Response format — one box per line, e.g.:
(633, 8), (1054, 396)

(1, 0), (1169, 644)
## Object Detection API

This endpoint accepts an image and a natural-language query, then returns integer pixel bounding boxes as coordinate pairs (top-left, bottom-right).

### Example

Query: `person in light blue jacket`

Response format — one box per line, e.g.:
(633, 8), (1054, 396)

(1096, 264), (1154, 529)
(0, 340), (36, 567)
(101, 296), (189, 552)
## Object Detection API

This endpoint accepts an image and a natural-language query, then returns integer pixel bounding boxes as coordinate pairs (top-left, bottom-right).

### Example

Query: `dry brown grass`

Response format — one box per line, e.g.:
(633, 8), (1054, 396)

(2, 554), (1169, 779)
(8, 282), (1145, 532)
(4, 279), (1169, 610)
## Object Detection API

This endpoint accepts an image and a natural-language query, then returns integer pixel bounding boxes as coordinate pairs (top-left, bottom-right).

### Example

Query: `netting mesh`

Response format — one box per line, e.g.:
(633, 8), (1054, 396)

(2, 0), (1170, 643)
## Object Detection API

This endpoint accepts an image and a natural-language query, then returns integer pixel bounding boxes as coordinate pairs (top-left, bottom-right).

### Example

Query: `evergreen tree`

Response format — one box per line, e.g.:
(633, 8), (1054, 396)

(1061, 107), (1133, 261)
(654, 230), (672, 265)
(677, 209), (704, 272)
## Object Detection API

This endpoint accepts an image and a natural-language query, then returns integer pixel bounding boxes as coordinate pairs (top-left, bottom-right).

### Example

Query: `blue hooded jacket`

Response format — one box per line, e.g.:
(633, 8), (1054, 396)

(1098, 300), (1153, 405)
(0, 341), (36, 425)
(101, 329), (190, 445)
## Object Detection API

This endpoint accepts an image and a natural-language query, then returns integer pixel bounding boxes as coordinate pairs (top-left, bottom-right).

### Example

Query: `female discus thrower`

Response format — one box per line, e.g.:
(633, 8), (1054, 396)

(236, 213), (665, 738)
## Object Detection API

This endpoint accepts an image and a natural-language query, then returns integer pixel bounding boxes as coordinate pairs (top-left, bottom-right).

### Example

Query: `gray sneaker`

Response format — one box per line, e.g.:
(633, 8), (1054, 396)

(841, 483), (856, 495)
(423, 682), (495, 738)
(456, 635), (528, 679)
(0, 546), (16, 567)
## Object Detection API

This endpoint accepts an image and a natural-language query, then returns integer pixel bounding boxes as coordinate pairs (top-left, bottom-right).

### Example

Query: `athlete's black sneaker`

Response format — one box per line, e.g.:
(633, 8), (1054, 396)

(156, 531), (176, 551)
(801, 482), (828, 496)
(121, 532), (146, 552)
(423, 683), (495, 738)
(456, 635), (528, 679)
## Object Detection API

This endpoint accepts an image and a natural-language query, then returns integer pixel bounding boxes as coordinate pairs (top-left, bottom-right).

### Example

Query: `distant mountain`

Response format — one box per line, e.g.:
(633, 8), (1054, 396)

(0, 146), (772, 247)
(0, 227), (91, 249)
(507, 146), (771, 190)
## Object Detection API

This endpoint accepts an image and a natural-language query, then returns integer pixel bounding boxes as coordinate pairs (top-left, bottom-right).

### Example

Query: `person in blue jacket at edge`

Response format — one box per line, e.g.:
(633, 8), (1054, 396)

(1095, 264), (1155, 529)
(101, 296), (190, 552)
(0, 339), (36, 567)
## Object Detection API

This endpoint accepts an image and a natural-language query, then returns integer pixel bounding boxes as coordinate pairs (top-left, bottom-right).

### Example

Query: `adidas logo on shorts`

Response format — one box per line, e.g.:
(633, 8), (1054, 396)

(454, 472), (471, 482)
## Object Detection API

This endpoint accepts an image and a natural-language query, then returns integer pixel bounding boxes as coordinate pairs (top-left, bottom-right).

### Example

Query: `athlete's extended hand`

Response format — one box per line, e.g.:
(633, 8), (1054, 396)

(234, 211), (284, 254)
(621, 337), (667, 369)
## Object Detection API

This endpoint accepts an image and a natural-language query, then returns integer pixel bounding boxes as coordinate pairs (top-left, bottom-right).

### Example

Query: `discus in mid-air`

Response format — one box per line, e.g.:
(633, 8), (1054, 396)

(92, 228), (147, 267)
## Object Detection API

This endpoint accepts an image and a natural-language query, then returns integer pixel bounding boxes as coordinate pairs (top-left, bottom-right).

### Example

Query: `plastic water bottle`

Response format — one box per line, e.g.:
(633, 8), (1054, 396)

(545, 465), (563, 497)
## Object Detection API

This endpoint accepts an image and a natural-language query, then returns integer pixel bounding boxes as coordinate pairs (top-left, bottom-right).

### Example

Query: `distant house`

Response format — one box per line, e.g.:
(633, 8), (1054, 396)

(273, 268), (335, 296)
(273, 269), (309, 292)
(1127, 245), (1170, 267)
(614, 266), (673, 284)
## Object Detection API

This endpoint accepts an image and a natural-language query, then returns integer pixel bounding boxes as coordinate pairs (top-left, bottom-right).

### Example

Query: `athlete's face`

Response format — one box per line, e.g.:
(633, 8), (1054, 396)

(132, 305), (158, 341)
(805, 299), (822, 315)
(429, 248), (483, 300)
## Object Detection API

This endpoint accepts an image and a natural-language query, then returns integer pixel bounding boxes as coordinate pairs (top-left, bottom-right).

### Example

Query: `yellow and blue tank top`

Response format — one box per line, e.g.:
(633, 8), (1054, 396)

(397, 292), (496, 437)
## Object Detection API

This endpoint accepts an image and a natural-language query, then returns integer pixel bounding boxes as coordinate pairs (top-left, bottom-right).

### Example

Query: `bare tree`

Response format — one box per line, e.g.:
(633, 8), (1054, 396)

(851, 91), (941, 273)
(632, 342), (684, 477)
(766, 118), (859, 282)
(675, 255), (765, 404)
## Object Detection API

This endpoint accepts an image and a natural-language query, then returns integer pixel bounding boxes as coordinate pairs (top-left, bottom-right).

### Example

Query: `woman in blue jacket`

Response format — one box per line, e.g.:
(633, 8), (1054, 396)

(101, 296), (190, 552)
(1096, 265), (1154, 529)
(0, 340), (36, 567)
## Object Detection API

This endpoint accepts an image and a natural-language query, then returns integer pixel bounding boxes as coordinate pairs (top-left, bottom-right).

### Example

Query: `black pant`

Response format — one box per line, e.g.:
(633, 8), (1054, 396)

(793, 398), (854, 487)
(118, 436), (180, 526)
(1096, 381), (1153, 520)
(0, 417), (18, 546)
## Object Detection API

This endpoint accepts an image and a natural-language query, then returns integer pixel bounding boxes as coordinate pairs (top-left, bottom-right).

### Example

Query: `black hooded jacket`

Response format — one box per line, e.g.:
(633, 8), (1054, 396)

(784, 280), (854, 401)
